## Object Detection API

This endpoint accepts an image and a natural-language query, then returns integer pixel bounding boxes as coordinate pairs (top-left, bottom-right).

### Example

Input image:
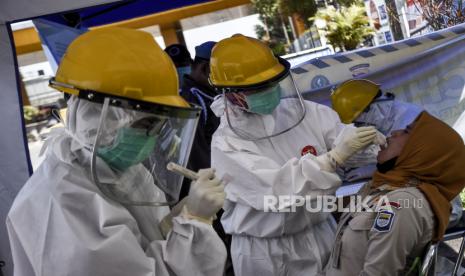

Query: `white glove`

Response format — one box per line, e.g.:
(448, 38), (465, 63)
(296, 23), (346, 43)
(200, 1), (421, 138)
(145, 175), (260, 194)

(374, 131), (387, 147)
(329, 126), (377, 166)
(313, 153), (337, 172)
(159, 197), (188, 238)
(183, 168), (225, 224)
(345, 164), (377, 182)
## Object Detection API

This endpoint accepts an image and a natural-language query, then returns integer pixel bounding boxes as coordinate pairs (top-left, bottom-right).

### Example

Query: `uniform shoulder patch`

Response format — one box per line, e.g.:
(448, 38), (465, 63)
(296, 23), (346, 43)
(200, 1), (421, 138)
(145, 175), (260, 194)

(380, 201), (402, 209)
(373, 209), (396, 232)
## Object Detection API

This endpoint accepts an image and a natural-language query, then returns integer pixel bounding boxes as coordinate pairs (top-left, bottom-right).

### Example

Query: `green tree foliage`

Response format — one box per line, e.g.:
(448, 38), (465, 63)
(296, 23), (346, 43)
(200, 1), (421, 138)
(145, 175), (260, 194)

(279, 0), (317, 28)
(254, 24), (287, 55)
(252, 0), (279, 18)
(23, 105), (39, 123)
(252, 0), (288, 55)
(335, 0), (363, 8)
(252, 0), (319, 54)
(313, 4), (374, 51)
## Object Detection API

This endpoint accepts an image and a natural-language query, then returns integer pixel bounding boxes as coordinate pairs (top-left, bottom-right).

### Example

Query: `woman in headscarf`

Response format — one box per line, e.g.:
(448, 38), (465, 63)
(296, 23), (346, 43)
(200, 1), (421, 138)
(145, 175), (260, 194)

(326, 111), (465, 276)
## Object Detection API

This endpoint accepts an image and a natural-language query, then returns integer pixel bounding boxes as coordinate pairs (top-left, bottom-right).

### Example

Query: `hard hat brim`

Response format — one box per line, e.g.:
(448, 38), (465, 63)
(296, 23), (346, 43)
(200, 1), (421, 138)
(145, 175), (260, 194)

(331, 79), (381, 123)
(211, 57), (290, 92)
(143, 95), (190, 108)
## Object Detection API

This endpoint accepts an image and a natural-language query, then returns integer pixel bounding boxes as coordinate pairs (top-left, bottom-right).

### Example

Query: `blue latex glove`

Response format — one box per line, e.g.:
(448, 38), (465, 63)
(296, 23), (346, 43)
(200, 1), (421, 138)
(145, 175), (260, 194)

(345, 164), (377, 182)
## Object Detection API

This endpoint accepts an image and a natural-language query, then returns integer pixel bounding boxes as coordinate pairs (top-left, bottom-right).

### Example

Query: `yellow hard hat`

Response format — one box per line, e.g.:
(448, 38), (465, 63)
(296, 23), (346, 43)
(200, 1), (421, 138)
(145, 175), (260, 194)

(331, 79), (381, 123)
(51, 27), (189, 108)
(209, 34), (289, 89)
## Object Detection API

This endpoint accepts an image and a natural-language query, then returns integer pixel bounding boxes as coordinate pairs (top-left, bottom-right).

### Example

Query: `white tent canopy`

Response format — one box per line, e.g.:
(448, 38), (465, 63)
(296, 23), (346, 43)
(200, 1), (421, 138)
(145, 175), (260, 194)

(0, 2), (122, 275)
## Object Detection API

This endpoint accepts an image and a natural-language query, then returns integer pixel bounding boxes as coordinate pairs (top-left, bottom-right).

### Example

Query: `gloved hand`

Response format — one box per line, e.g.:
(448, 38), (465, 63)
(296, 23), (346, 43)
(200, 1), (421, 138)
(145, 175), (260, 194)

(374, 130), (387, 147)
(159, 197), (188, 238)
(183, 168), (225, 224)
(345, 164), (377, 182)
(329, 126), (377, 166)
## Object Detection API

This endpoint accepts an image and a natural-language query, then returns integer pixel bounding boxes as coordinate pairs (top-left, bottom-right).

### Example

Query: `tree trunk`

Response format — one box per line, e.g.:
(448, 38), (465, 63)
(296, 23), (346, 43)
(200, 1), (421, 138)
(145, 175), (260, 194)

(385, 0), (405, 41)
(291, 14), (307, 37)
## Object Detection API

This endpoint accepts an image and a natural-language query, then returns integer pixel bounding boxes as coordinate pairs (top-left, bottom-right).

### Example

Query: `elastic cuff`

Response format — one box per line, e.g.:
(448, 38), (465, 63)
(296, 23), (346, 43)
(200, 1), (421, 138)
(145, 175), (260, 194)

(328, 150), (344, 167)
(159, 215), (173, 239)
(180, 206), (214, 225)
(306, 152), (337, 172)
(318, 153), (337, 172)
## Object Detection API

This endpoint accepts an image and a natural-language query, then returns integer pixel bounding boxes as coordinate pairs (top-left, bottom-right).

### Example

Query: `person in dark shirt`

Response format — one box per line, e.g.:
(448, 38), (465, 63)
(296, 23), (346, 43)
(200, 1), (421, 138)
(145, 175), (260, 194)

(164, 44), (193, 88)
(180, 41), (220, 187)
(180, 41), (234, 276)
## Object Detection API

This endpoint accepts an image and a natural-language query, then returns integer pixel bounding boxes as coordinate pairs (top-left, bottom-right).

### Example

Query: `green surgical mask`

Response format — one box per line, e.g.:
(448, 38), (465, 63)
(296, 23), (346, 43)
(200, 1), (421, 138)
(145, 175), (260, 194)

(245, 86), (281, 114)
(97, 127), (157, 171)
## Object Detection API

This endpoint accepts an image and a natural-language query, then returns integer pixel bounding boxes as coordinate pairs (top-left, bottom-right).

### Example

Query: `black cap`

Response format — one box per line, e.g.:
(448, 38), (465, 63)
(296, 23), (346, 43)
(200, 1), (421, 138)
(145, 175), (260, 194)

(164, 44), (192, 67)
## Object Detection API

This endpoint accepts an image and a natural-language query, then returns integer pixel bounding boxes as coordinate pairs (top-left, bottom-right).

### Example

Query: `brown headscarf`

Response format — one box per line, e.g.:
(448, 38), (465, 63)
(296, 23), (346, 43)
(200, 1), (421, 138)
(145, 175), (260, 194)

(372, 112), (465, 241)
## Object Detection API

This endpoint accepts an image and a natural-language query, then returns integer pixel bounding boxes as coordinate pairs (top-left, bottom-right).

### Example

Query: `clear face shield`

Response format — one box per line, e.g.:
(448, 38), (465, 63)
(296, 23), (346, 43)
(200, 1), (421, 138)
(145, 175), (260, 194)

(87, 93), (200, 206)
(353, 95), (395, 134)
(222, 73), (306, 141)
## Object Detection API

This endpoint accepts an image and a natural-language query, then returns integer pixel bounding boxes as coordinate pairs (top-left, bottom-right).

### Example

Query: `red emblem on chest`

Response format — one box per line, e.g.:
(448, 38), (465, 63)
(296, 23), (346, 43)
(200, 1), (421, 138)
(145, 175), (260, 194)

(301, 145), (317, 156)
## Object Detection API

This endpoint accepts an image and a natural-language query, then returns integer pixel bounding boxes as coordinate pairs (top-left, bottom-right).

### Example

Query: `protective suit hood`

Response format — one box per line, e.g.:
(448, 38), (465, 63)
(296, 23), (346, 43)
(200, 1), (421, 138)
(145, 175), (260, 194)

(210, 94), (226, 118)
(42, 96), (131, 164)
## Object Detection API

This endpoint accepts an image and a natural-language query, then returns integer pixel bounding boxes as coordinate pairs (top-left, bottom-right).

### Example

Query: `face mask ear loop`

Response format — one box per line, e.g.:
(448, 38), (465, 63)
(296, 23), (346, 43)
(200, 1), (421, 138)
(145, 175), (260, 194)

(223, 90), (238, 116)
(224, 90), (255, 140)
(232, 92), (248, 109)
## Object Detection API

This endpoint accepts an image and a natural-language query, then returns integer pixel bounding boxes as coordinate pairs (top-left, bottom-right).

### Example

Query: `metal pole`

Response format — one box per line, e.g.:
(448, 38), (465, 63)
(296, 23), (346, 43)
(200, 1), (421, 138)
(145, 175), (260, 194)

(288, 16), (298, 41)
(288, 16), (301, 51)
(279, 11), (291, 48)
(432, 244), (437, 276)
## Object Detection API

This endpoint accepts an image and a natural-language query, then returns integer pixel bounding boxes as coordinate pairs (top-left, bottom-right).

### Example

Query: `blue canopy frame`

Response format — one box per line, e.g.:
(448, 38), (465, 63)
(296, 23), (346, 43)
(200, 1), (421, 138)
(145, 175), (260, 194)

(43, 0), (213, 28)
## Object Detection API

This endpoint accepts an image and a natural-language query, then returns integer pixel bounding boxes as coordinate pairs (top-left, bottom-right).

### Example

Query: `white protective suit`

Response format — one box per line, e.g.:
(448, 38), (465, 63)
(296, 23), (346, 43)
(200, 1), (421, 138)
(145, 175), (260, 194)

(6, 96), (226, 276)
(211, 96), (352, 276)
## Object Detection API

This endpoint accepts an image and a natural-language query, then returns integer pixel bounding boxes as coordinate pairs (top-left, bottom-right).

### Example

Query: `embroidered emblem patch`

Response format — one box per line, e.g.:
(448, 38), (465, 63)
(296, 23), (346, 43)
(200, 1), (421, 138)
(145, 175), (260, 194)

(373, 210), (395, 232)
(381, 201), (401, 209)
(301, 145), (317, 156)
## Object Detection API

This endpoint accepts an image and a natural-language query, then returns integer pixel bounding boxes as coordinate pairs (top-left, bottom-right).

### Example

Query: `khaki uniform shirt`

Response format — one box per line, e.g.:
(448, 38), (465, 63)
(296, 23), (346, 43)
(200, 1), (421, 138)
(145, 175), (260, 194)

(326, 186), (435, 276)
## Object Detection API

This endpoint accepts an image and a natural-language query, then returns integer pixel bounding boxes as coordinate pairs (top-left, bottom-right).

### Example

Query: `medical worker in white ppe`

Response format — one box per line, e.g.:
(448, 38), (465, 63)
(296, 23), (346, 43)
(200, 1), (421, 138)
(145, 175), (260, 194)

(208, 34), (380, 276)
(7, 28), (226, 276)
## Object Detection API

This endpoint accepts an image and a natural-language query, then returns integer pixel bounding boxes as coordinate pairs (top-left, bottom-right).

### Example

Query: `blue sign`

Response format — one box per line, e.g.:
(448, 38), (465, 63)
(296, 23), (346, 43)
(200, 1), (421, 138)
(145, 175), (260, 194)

(311, 75), (330, 89)
(33, 19), (88, 72)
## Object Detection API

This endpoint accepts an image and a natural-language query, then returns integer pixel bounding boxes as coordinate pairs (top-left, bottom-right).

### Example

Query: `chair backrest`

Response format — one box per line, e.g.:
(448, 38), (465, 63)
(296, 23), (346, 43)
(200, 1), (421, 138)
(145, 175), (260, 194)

(0, 260), (4, 276)
(421, 243), (438, 276)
